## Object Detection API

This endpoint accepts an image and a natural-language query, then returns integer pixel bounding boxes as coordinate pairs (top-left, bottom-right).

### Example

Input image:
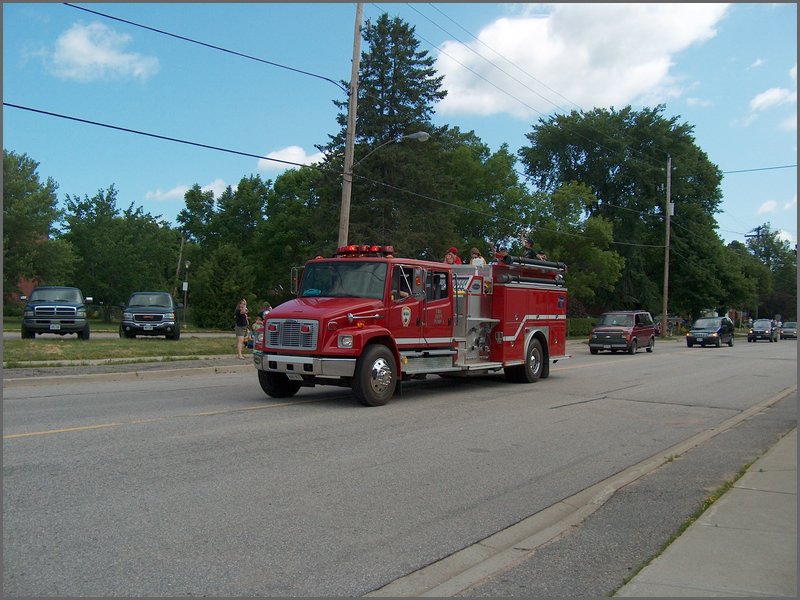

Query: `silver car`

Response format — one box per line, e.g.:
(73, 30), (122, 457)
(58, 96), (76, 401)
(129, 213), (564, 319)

(780, 321), (797, 339)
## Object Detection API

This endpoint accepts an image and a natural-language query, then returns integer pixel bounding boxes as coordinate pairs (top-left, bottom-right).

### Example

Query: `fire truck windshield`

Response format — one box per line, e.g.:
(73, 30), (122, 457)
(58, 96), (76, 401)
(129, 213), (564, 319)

(299, 261), (387, 300)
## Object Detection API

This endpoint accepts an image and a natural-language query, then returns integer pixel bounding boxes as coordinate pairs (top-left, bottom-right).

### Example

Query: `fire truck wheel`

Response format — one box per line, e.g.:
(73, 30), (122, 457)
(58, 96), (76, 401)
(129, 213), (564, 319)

(258, 371), (301, 398)
(506, 338), (543, 383)
(353, 345), (397, 407)
(521, 338), (544, 382)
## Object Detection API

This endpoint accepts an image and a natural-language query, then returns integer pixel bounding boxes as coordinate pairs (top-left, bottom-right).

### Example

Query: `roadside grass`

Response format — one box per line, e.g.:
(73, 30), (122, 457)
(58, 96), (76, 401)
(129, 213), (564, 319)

(3, 336), (237, 365)
(4, 318), (225, 335)
(611, 458), (755, 594)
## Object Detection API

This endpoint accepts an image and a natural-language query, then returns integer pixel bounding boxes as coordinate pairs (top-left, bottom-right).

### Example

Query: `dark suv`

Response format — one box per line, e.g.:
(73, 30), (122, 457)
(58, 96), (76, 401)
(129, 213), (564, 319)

(120, 292), (181, 340)
(589, 310), (656, 354)
(21, 286), (92, 339)
(686, 316), (735, 347)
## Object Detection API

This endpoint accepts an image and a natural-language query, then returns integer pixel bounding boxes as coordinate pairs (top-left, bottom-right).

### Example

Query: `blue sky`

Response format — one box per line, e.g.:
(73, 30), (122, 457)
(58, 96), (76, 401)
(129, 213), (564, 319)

(3, 3), (797, 246)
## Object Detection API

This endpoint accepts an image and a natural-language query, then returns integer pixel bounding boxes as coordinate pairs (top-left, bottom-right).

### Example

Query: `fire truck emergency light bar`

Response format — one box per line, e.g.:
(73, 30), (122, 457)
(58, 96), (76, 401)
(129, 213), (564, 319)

(335, 244), (395, 257)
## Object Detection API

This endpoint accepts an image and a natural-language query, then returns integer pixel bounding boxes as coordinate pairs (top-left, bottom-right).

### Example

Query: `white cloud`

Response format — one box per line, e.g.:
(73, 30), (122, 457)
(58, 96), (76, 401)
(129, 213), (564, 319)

(785, 195), (797, 212)
(745, 64), (798, 126)
(749, 58), (765, 69)
(776, 230), (794, 244)
(757, 200), (778, 215)
(49, 22), (159, 82)
(780, 113), (797, 131)
(145, 185), (189, 202)
(258, 146), (325, 172)
(435, 3), (730, 119)
(686, 97), (713, 108)
(750, 87), (797, 112)
(145, 179), (230, 201)
(201, 179), (230, 198)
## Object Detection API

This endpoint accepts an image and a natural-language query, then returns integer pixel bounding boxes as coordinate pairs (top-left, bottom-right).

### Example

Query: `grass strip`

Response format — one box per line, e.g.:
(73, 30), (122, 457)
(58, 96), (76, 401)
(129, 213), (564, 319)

(3, 337), (236, 364)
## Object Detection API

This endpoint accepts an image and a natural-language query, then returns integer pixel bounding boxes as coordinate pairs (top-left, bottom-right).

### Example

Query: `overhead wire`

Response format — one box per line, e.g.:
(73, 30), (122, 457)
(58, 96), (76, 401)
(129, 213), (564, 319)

(34, 4), (794, 253)
(3, 102), (323, 171)
(369, 1), (684, 236)
(62, 3), (348, 94)
(380, 2), (675, 171)
(397, 3), (797, 250)
(4, 101), (666, 250)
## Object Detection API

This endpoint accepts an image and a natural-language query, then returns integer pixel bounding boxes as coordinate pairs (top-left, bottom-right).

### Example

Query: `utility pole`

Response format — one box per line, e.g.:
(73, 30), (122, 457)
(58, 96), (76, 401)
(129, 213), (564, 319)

(660, 155), (672, 337)
(744, 225), (764, 319)
(338, 1), (363, 248)
(172, 234), (184, 299)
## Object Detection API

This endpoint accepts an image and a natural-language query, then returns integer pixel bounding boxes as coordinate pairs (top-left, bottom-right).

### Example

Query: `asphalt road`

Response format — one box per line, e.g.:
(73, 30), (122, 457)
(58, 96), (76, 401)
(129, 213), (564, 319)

(3, 337), (796, 596)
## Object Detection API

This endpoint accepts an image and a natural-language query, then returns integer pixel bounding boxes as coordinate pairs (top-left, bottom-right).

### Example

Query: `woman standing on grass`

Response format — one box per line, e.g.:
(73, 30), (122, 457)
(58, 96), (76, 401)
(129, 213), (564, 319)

(234, 298), (249, 359)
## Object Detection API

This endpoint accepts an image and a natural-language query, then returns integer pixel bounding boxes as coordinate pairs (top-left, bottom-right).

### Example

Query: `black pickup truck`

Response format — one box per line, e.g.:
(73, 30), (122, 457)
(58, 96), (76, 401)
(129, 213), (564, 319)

(119, 291), (182, 340)
(21, 286), (93, 339)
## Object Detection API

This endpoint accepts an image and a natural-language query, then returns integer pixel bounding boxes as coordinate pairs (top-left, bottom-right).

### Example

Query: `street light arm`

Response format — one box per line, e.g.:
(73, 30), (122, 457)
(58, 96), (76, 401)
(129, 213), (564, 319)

(350, 131), (430, 171)
(351, 138), (400, 171)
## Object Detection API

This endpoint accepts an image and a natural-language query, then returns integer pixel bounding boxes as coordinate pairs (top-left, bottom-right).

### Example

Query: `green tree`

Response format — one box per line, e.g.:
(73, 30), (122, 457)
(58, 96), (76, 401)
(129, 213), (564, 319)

(253, 166), (333, 303)
(314, 13), (454, 253)
(176, 184), (216, 247)
(525, 182), (625, 309)
(746, 223), (797, 319)
(3, 149), (77, 299)
(190, 243), (256, 328)
(518, 105), (724, 314)
(329, 13), (446, 145)
(62, 185), (181, 319)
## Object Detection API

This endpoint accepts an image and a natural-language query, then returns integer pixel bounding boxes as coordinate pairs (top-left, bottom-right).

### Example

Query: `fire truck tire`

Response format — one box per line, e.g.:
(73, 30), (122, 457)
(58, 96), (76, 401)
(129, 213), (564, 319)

(353, 345), (397, 407)
(506, 338), (543, 383)
(258, 370), (301, 398)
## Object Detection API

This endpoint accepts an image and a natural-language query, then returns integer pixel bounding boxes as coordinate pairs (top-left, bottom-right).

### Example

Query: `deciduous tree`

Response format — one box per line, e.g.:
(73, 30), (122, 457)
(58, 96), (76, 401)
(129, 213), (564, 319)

(3, 149), (77, 299)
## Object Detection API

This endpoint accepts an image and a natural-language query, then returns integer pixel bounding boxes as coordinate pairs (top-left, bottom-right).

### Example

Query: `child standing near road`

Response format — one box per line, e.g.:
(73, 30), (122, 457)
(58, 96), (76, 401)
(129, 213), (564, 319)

(234, 298), (249, 359)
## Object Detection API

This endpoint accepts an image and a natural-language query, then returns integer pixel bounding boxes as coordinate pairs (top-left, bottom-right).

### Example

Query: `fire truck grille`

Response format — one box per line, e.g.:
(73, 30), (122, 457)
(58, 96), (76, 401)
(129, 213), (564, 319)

(34, 306), (77, 318)
(267, 319), (318, 351)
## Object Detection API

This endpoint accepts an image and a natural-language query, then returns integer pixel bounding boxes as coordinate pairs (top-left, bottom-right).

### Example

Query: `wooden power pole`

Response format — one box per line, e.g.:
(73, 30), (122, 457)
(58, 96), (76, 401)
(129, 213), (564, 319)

(661, 156), (672, 337)
(338, 2), (363, 248)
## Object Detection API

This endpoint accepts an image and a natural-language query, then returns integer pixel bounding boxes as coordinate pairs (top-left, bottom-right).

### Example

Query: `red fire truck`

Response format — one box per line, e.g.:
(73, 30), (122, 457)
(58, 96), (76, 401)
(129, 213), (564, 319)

(252, 244), (569, 406)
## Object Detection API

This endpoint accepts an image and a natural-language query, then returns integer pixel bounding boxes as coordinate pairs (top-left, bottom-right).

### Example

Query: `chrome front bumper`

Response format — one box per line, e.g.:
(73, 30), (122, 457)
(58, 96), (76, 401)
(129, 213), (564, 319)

(253, 351), (356, 377)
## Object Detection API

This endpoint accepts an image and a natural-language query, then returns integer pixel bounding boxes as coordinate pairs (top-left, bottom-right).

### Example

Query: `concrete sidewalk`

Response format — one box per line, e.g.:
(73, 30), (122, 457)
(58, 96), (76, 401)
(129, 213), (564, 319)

(615, 427), (797, 597)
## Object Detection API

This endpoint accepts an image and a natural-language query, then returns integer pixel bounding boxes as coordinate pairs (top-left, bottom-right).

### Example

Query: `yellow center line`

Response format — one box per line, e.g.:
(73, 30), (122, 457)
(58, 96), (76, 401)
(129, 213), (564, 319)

(3, 398), (325, 439)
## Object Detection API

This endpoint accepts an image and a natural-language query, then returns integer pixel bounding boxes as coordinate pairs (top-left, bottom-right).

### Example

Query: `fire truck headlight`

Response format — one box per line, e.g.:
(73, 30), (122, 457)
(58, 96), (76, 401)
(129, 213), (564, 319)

(338, 334), (354, 349)
(255, 331), (264, 345)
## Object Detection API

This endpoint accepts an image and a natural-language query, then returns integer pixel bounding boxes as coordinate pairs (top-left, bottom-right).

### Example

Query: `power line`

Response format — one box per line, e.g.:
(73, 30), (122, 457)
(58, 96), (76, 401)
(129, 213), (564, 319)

(424, 2), (581, 114)
(722, 164), (796, 174)
(404, 3), (571, 115)
(11, 100), (787, 251)
(5, 102), (667, 250)
(62, 3), (349, 94)
(3, 102), (320, 171)
(374, 2), (673, 173)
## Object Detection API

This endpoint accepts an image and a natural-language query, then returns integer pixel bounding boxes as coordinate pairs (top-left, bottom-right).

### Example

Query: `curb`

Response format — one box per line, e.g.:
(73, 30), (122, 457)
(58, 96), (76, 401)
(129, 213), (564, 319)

(3, 363), (253, 387)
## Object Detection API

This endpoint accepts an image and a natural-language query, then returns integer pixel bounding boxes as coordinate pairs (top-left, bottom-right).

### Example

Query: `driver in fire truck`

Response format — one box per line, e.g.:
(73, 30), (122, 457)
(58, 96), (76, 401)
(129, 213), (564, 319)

(390, 265), (412, 302)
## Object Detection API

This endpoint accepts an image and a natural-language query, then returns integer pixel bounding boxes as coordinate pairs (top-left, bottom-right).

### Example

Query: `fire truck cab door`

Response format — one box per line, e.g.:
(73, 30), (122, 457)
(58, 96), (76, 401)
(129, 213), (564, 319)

(387, 264), (424, 348)
(423, 267), (454, 346)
